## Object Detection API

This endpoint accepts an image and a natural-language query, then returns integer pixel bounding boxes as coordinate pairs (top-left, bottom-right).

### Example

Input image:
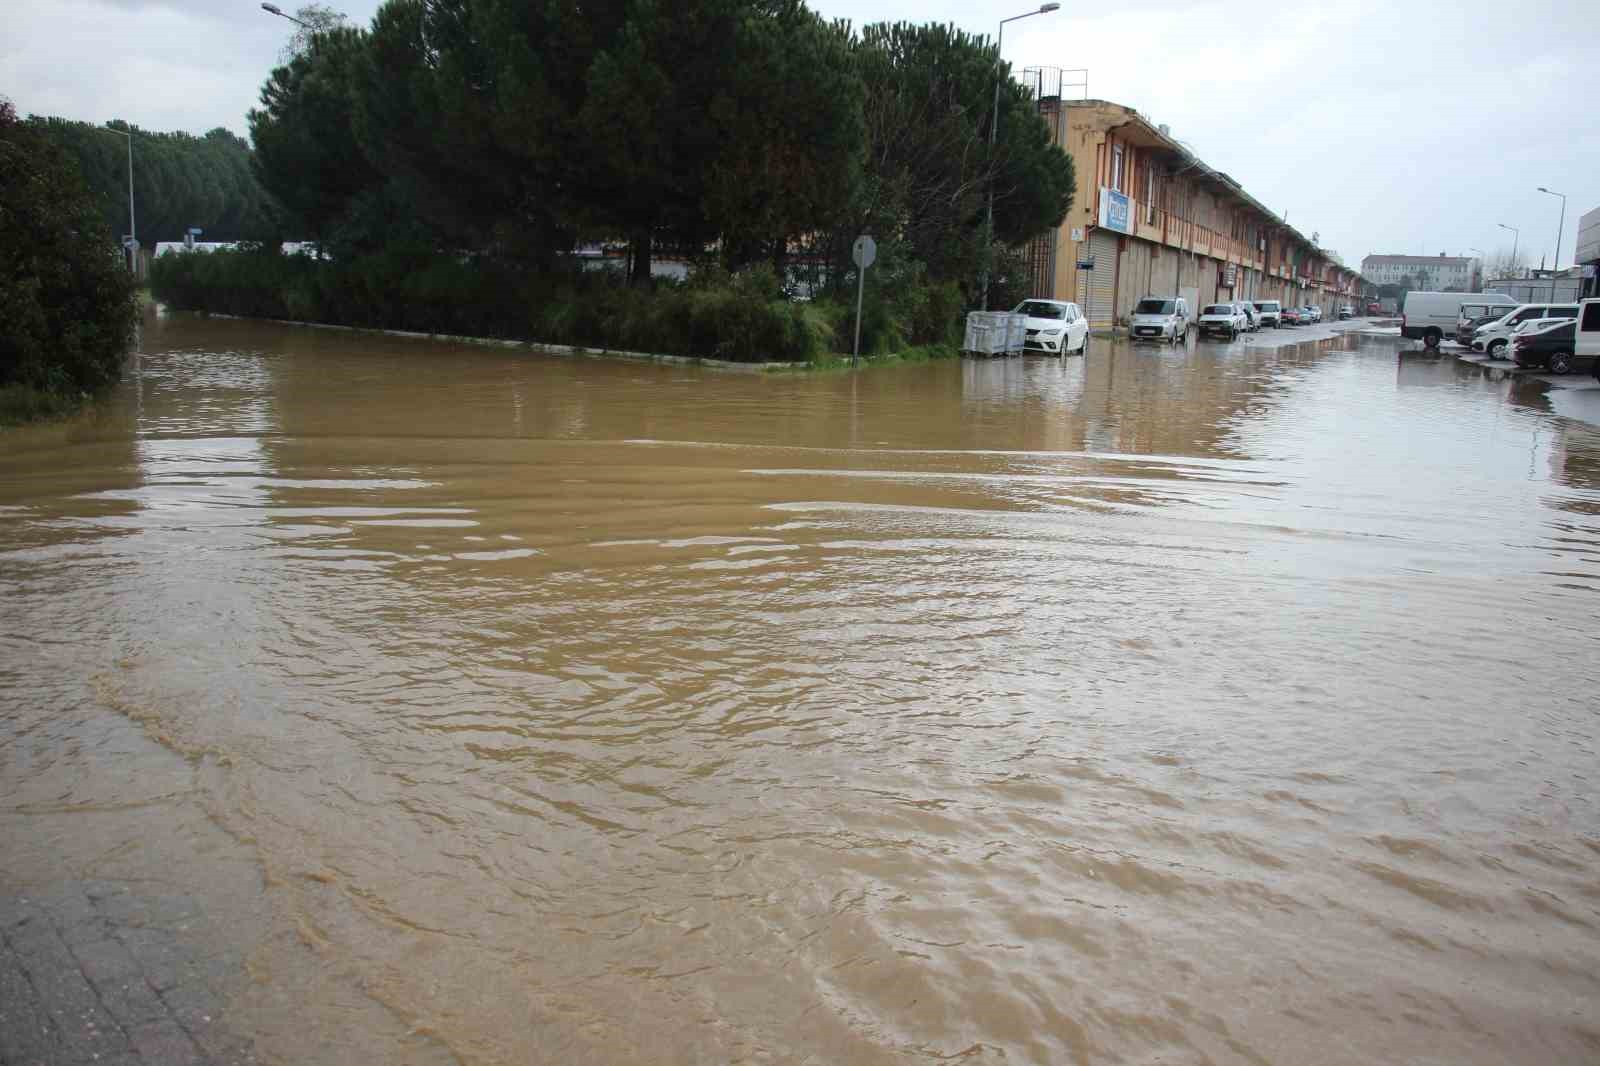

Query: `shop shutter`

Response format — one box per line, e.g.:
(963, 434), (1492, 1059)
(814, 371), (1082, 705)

(1084, 230), (1118, 329)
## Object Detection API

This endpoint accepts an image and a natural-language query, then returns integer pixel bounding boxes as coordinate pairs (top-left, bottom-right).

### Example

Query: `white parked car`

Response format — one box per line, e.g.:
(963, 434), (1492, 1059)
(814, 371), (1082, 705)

(1471, 303), (1579, 356)
(1129, 297), (1190, 344)
(1232, 301), (1260, 331)
(1013, 299), (1088, 356)
(1301, 305), (1323, 323)
(1198, 303), (1248, 339)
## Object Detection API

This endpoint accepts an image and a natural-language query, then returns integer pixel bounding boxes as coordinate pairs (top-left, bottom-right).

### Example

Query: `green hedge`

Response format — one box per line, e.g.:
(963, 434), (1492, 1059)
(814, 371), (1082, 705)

(151, 248), (834, 363)
(2, 102), (138, 411)
(150, 247), (967, 365)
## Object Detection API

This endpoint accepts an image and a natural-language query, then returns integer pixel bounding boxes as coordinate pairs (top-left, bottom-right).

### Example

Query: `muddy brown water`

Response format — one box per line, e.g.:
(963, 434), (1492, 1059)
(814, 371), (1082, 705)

(3, 312), (1600, 1064)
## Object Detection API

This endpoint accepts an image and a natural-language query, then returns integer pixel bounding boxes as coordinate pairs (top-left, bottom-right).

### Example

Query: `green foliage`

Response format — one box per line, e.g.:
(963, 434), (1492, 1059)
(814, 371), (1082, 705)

(277, 3), (348, 64)
(250, 27), (380, 244)
(30, 117), (275, 246)
(151, 249), (822, 363)
(0, 101), (138, 408)
(143, 3), (1078, 368)
(833, 21), (1075, 302)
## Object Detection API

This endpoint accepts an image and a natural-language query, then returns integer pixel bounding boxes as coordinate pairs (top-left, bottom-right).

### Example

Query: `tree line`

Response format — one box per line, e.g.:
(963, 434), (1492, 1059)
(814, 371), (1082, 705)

(1, 100), (138, 423)
(28, 117), (275, 246)
(248, 0), (1076, 305)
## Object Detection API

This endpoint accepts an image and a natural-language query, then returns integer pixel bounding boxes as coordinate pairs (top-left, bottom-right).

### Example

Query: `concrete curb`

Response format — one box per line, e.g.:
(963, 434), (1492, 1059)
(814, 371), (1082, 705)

(175, 311), (806, 373)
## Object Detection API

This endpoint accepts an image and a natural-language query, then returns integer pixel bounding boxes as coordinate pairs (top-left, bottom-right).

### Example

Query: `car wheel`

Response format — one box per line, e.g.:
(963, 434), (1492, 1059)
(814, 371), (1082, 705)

(1548, 351), (1573, 375)
(1487, 339), (1507, 357)
(1423, 329), (1441, 349)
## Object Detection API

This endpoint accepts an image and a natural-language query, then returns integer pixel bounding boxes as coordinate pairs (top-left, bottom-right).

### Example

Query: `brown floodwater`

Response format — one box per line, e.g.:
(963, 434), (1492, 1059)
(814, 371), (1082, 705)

(3, 311), (1600, 1064)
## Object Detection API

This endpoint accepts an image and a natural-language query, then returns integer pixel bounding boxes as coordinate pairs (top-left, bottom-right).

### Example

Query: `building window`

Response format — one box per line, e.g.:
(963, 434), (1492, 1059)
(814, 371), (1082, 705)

(1111, 143), (1123, 191)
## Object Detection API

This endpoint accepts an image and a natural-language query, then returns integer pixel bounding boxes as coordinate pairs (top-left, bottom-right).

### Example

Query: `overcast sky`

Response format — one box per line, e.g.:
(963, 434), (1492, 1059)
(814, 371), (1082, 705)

(4, 0), (1594, 271)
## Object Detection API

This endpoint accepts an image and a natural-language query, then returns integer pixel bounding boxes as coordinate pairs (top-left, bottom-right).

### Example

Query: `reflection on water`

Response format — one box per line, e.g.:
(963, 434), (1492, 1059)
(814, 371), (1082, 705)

(3, 312), (1599, 1065)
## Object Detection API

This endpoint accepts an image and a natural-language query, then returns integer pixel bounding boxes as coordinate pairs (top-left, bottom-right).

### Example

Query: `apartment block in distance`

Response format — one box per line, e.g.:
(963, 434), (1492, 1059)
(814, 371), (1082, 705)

(1016, 68), (1363, 331)
(1360, 253), (1480, 292)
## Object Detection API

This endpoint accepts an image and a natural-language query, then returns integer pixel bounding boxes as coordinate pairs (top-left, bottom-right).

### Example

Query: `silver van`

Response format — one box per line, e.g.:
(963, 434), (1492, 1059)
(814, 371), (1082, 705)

(1129, 297), (1190, 344)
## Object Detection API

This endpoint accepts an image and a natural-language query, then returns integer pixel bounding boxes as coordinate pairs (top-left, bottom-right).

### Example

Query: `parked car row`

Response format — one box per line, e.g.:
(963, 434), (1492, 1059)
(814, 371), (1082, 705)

(1012, 294), (1367, 353)
(1403, 291), (1517, 348)
(1467, 301), (1578, 357)
(1508, 300), (1600, 375)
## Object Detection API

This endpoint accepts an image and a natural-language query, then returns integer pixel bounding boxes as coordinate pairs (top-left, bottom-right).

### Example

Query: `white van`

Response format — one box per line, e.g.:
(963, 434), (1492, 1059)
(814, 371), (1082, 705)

(1401, 291), (1514, 347)
(1579, 300), (1600, 379)
(1455, 296), (1519, 334)
(1471, 303), (1579, 356)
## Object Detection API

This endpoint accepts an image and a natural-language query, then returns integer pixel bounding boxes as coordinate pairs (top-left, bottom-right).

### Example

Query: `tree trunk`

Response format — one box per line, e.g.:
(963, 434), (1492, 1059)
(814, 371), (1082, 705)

(770, 238), (787, 285)
(629, 229), (652, 287)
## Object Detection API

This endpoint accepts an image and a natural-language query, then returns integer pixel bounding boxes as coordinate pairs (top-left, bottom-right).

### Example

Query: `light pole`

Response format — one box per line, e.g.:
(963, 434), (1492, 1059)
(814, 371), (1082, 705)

(101, 125), (135, 274)
(1496, 223), (1519, 276)
(978, 2), (1060, 310)
(1536, 186), (1566, 302)
(260, 2), (309, 27)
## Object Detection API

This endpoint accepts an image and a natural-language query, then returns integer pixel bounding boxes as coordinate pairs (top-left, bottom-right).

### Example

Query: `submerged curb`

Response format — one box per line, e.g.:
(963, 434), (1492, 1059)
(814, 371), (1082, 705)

(176, 311), (806, 373)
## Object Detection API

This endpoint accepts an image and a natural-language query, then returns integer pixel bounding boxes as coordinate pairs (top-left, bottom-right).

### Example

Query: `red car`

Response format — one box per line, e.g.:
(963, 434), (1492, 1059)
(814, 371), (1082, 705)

(1280, 308), (1303, 326)
(1366, 301), (1380, 315)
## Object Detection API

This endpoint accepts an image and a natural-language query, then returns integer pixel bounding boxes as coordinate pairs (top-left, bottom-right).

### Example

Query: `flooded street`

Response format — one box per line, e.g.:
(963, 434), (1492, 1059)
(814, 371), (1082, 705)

(4, 312), (1600, 1064)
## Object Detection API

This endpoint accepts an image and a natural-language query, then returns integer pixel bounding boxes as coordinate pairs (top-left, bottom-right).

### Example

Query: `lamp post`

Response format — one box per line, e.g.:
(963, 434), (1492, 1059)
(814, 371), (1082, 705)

(101, 125), (135, 274)
(260, 2), (309, 27)
(1536, 186), (1566, 302)
(1496, 223), (1519, 276)
(978, 2), (1060, 310)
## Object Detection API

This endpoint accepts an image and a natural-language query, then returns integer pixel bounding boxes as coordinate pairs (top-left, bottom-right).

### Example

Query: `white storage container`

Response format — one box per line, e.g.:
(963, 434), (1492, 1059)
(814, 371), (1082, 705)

(963, 311), (1025, 356)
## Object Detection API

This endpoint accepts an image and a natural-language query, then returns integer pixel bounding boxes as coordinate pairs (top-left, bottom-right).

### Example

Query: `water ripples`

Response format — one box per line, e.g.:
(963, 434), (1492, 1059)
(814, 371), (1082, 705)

(3, 319), (1599, 1063)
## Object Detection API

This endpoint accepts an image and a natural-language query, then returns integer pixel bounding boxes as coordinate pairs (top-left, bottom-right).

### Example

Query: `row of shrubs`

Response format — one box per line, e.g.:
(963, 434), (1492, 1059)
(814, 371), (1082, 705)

(148, 245), (966, 364)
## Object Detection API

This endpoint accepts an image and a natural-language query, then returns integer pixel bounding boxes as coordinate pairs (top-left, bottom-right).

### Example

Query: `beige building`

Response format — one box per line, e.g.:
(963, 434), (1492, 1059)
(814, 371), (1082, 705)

(1360, 253), (1478, 291)
(1018, 76), (1362, 330)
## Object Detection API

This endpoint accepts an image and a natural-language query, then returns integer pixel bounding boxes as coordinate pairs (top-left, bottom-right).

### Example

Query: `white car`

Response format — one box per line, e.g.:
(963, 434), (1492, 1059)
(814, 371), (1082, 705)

(1129, 297), (1190, 344)
(1014, 299), (1088, 356)
(1251, 300), (1282, 328)
(1198, 303), (1248, 340)
(1232, 301), (1260, 331)
(1302, 305), (1323, 323)
(1471, 303), (1579, 356)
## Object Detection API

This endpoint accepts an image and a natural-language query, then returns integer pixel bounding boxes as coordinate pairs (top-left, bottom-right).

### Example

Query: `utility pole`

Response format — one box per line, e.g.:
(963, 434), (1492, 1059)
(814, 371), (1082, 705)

(978, 3), (1059, 311)
(1497, 223), (1519, 277)
(101, 125), (135, 274)
(1536, 187), (1566, 302)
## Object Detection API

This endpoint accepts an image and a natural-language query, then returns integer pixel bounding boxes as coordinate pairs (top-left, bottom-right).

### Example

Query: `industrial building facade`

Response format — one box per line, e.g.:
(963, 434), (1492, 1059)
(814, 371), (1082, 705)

(1578, 205), (1600, 300)
(1017, 77), (1363, 331)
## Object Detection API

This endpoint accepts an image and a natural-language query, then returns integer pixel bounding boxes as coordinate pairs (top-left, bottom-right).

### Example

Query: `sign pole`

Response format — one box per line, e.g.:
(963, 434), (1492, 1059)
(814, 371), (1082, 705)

(853, 266), (864, 367)
(850, 235), (876, 368)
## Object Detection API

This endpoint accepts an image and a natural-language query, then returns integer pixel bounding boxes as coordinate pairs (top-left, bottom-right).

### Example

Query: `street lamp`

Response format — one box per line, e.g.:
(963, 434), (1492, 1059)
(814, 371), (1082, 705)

(101, 125), (135, 274)
(1496, 223), (1519, 276)
(260, 3), (309, 27)
(978, 2), (1060, 309)
(1536, 186), (1566, 301)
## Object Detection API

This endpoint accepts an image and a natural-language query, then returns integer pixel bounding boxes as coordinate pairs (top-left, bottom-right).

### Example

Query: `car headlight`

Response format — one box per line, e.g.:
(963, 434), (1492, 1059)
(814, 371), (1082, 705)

(1043, 328), (1062, 336)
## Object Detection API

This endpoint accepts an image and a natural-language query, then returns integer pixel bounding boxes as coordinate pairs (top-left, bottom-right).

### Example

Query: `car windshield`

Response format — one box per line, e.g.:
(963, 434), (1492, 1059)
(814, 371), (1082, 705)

(1204, 305), (1233, 315)
(1136, 299), (1175, 315)
(1254, 302), (1279, 311)
(1015, 301), (1064, 319)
